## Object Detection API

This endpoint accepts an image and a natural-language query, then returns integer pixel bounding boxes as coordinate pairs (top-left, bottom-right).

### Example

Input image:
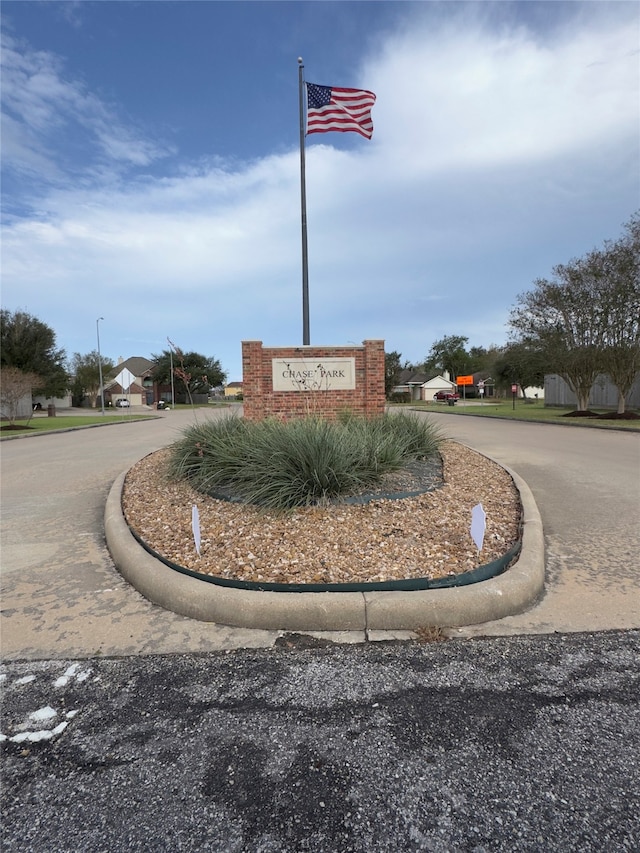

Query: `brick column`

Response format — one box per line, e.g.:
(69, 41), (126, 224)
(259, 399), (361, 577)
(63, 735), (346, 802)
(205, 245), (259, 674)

(363, 339), (385, 416)
(241, 340), (264, 421)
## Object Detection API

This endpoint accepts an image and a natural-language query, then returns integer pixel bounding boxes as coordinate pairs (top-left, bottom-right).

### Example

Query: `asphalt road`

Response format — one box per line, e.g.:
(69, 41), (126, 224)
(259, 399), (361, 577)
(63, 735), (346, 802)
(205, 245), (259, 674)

(422, 411), (640, 637)
(0, 408), (280, 659)
(1, 408), (638, 658)
(1, 408), (639, 851)
(2, 631), (639, 852)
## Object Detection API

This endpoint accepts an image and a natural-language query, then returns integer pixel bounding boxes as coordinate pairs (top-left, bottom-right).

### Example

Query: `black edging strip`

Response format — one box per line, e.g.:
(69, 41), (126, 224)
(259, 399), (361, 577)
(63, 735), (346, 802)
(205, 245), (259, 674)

(127, 525), (521, 593)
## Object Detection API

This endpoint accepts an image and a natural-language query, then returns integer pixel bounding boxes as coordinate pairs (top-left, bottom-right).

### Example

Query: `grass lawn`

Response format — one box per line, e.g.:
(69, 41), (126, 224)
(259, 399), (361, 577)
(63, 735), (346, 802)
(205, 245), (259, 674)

(0, 401), (232, 438)
(408, 400), (640, 431)
(0, 413), (156, 437)
(4, 401), (638, 437)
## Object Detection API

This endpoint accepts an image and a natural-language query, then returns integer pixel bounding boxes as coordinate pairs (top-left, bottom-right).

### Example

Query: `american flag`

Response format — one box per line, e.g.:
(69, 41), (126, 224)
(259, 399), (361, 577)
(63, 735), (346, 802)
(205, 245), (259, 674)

(306, 83), (376, 139)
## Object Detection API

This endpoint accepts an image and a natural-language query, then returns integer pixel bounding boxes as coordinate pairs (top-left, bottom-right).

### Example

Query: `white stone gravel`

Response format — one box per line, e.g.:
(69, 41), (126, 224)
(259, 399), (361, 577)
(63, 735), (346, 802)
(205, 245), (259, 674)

(122, 441), (521, 586)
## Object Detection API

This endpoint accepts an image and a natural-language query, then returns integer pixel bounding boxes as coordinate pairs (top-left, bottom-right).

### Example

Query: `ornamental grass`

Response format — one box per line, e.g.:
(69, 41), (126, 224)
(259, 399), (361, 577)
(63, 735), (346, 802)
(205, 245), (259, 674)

(168, 412), (442, 510)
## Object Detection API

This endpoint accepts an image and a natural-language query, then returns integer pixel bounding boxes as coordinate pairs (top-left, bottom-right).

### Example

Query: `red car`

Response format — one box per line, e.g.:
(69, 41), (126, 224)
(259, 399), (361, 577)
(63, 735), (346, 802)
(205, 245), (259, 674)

(433, 391), (459, 402)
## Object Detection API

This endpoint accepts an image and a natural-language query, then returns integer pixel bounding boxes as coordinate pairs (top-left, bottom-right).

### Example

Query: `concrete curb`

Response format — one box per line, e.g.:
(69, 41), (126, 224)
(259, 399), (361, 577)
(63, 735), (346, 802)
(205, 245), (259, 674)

(105, 458), (545, 631)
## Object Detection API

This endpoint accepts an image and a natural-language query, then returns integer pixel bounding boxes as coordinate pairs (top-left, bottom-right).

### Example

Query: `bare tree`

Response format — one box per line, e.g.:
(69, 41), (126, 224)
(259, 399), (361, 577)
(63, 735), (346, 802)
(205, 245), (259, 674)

(0, 367), (39, 426)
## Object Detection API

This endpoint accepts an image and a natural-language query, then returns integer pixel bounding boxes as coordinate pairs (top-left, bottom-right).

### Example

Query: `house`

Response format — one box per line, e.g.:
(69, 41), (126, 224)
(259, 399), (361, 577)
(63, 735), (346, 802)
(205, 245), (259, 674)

(224, 381), (243, 398)
(392, 370), (458, 402)
(518, 384), (544, 400)
(392, 369), (501, 401)
(468, 373), (496, 399)
(32, 391), (73, 410)
(103, 356), (156, 407)
(2, 378), (71, 420)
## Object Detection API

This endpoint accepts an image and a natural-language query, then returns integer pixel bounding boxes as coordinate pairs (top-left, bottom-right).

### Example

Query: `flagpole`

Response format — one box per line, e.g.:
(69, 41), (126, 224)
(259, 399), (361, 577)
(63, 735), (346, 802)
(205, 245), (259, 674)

(298, 57), (310, 346)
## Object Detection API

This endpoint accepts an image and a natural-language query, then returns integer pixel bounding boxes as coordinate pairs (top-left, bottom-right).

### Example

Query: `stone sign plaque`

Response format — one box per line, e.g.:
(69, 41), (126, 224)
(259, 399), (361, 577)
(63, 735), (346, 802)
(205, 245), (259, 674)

(272, 357), (356, 392)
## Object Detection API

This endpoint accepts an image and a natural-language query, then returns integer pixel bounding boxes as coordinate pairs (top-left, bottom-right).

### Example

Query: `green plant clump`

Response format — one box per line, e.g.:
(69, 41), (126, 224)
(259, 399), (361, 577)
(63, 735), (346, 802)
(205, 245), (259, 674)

(168, 412), (442, 509)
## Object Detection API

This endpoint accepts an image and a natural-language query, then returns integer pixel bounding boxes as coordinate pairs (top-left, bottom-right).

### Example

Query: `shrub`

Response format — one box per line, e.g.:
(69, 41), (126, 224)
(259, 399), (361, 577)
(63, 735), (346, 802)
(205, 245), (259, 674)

(169, 412), (442, 510)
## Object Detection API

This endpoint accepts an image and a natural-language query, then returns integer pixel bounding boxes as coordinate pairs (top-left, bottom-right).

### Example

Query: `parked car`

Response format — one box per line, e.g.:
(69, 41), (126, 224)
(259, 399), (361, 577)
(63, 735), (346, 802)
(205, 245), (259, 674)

(115, 398), (131, 408)
(433, 391), (459, 402)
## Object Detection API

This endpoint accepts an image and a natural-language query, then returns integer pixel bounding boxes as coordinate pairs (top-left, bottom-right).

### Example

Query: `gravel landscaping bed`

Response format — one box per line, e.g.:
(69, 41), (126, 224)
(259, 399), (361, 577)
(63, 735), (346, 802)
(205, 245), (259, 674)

(122, 441), (521, 586)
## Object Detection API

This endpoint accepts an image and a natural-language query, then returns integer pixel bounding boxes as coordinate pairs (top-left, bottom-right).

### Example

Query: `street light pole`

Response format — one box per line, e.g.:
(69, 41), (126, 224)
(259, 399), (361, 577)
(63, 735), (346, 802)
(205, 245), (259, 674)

(96, 317), (105, 415)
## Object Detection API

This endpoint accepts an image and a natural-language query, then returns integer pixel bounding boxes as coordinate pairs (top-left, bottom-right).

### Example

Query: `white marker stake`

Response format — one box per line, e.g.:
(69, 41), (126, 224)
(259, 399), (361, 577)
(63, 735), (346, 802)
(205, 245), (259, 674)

(470, 503), (486, 553)
(192, 505), (201, 556)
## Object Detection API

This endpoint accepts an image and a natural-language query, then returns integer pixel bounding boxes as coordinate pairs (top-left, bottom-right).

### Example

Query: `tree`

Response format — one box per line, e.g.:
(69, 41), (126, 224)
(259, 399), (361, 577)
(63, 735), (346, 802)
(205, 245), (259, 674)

(468, 345), (488, 373)
(0, 310), (68, 398)
(510, 262), (604, 411)
(151, 344), (226, 400)
(596, 214), (640, 414)
(423, 335), (472, 380)
(0, 367), (39, 425)
(468, 344), (504, 376)
(69, 351), (115, 409)
(510, 213), (640, 413)
(493, 341), (549, 397)
(384, 351), (404, 398)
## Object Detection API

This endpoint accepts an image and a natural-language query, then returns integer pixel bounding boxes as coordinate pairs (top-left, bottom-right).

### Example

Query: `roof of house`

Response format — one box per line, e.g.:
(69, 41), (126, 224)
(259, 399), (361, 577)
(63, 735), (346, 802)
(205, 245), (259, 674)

(225, 381), (243, 389)
(104, 379), (145, 394)
(397, 370), (447, 386)
(110, 356), (156, 380)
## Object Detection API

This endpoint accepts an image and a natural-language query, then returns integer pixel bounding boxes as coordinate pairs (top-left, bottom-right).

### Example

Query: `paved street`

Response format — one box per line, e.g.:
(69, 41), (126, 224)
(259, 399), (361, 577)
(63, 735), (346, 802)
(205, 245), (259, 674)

(423, 412), (640, 637)
(1, 409), (639, 851)
(0, 408), (280, 659)
(2, 631), (639, 852)
(1, 408), (638, 658)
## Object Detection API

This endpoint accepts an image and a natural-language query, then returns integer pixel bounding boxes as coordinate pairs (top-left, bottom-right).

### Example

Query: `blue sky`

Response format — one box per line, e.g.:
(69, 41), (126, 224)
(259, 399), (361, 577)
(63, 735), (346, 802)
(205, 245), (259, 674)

(2, 1), (638, 382)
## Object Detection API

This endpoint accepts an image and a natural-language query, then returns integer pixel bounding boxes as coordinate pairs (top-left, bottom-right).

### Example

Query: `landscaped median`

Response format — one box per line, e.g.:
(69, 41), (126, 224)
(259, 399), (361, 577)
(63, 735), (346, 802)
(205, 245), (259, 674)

(104, 445), (545, 633)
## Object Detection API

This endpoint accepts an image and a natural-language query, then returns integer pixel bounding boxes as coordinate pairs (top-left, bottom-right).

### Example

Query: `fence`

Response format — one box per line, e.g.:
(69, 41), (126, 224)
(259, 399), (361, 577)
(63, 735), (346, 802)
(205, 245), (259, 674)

(544, 373), (640, 409)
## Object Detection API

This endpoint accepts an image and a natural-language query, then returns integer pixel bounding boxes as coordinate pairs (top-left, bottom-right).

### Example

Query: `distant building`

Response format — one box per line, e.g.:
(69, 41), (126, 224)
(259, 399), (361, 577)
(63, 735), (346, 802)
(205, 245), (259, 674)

(103, 356), (156, 407)
(224, 381), (243, 398)
(392, 370), (458, 401)
(392, 370), (497, 401)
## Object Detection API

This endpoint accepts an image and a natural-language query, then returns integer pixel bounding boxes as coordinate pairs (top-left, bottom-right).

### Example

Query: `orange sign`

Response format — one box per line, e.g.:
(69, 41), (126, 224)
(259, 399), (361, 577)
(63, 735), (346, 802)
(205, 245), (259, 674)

(457, 375), (474, 386)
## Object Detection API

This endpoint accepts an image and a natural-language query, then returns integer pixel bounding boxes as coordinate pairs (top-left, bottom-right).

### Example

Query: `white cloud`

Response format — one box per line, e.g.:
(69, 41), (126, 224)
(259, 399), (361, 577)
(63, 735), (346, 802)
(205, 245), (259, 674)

(1, 5), (638, 379)
(366, 7), (638, 179)
(0, 31), (173, 183)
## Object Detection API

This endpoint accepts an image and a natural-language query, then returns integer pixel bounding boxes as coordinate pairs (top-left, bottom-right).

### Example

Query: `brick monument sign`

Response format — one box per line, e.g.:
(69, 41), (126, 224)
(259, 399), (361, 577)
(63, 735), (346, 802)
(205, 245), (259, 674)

(242, 340), (385, 421)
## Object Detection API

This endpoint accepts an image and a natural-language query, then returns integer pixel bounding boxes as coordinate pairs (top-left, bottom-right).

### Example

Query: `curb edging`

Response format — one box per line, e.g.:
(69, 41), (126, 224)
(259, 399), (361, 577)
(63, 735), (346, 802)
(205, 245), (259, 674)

(105, 459), (545, 631)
